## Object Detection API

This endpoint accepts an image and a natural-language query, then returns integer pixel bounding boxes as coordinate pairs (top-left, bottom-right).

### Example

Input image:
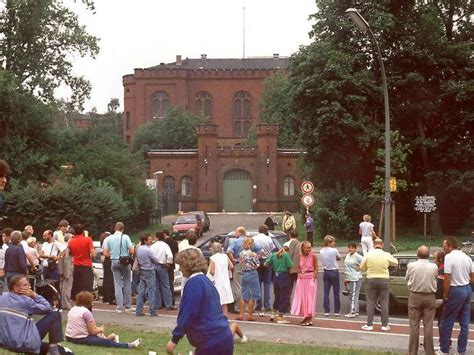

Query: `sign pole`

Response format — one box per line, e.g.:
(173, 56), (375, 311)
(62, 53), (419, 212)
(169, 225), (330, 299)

(424, 213), (427, 239)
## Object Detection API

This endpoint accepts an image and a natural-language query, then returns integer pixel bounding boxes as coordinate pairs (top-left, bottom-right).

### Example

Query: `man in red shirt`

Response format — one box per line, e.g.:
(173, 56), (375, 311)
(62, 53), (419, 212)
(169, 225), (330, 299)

(68, 224), (95, 300)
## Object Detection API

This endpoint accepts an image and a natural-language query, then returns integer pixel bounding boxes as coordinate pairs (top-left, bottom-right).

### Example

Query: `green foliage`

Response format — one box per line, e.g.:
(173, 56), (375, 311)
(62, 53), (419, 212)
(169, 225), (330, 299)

(3, 176), (127, 234)
(132, 107), (207, 152)
(260, 72), (300, 148)
(240, 126), (257, 147)
(313, 185), (379, 239)
(0, 0), (99, 109)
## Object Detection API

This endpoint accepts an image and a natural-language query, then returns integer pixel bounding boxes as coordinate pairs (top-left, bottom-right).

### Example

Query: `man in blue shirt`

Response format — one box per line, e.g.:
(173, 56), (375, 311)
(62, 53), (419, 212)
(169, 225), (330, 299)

(305, 212), (314, 246)
(103, 222), (134, 314)
(0, 274), (64, 354)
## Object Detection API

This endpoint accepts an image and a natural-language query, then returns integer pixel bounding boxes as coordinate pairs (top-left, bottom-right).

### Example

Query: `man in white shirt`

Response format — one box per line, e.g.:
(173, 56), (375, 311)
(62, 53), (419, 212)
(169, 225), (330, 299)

(40, 230), (66, 281)
(439, 236), (474, 355)
(151, 232), (175, 310)
(253, 224), (275, 313)
(405, 245), (438, 355)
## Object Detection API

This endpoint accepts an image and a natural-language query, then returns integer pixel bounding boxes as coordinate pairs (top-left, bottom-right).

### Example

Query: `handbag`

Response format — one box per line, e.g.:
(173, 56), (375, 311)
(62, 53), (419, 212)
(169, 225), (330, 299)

(131, 245), (140, 272)
(118, 233), (133, 266)
(47, 243), (59, 272)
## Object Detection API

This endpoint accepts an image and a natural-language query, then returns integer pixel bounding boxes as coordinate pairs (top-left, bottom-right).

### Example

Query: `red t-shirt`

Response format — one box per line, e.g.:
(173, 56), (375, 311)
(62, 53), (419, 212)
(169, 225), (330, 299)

(68, 235), (93, 267)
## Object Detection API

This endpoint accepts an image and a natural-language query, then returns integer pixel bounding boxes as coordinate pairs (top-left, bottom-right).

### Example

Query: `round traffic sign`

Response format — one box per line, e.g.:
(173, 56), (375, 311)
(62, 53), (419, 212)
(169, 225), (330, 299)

(301, 193), (315, 207)
(301, 181), (314, 194)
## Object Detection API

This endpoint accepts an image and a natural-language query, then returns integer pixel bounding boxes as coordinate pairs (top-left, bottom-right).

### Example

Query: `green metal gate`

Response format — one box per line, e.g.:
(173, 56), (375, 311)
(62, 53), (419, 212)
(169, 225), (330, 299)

(223, 169), (252, 212)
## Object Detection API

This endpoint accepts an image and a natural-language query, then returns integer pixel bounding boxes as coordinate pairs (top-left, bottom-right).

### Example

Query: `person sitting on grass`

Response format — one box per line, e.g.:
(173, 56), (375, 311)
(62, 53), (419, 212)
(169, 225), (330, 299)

(166, 248), (234, 355)
(65, 291), (142, 349)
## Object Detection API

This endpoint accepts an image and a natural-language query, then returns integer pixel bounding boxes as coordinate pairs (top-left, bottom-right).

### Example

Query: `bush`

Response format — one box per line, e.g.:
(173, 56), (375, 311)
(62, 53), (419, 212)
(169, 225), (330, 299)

(2, 176), (127, 235)
(313, 185), (379, 240)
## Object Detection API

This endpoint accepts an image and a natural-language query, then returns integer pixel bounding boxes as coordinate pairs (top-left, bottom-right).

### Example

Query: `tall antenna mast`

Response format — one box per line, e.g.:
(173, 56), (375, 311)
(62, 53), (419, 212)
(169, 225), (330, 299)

(243, 6), (246, 58)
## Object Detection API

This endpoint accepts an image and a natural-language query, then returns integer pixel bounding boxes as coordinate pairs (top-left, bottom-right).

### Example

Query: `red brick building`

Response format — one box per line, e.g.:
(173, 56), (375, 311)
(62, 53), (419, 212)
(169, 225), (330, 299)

(123, 55), (303, 212)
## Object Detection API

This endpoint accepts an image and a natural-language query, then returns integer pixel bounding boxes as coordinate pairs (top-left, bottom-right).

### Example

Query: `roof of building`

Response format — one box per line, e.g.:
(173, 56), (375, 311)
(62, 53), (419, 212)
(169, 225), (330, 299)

(146, 55), (289, 71)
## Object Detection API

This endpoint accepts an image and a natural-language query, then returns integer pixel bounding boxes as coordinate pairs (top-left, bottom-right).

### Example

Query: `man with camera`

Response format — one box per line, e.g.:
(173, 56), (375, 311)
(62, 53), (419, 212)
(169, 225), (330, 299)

(103, 222), (134, 314)
(40, 230), (66, 305)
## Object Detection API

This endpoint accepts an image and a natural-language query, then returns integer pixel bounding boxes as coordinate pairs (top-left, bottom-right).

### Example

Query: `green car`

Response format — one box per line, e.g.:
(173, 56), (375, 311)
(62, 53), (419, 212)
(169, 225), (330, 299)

(356, 251), (474, 312)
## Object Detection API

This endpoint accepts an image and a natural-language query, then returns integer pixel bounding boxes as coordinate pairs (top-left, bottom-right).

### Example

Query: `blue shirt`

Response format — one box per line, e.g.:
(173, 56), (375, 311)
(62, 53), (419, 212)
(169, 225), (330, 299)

(305, 216), (314, 232)
(226, 237), (262, 260)
(172, 273), (231, 349)
(136, 245), (160, 270)
(103, 232), (132, 260)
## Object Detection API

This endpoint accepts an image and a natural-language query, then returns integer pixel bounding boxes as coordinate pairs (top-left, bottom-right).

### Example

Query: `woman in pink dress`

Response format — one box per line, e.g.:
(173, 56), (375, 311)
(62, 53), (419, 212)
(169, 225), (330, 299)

(291, 241), (318, 326)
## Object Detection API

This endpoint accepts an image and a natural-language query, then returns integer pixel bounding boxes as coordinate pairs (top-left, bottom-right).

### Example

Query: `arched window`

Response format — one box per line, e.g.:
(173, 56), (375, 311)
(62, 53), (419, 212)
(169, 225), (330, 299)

(233, 91), (251, 137)
(181, 176), (192, 197)
(151, 91), (169, 119)
(283, 176), (295, 196)
(195, 91), (212, 117)
(125, 112), (131, 129)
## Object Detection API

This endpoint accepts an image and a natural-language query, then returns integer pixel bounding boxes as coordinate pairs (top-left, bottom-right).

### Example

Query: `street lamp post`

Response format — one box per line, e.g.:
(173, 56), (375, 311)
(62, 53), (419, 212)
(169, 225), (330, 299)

(153, 170), (163, 224)
(345, 8), (391, 251)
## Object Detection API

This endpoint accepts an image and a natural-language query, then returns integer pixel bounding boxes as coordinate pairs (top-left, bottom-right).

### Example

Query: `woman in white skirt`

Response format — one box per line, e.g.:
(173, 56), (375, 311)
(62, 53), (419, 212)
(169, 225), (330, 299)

(359, 214), (377, 256)
(208, 242), (234, 316)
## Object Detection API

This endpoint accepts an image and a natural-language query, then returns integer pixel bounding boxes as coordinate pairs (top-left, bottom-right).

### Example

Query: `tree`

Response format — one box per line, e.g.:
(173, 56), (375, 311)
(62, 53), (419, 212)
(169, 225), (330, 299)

(0, 0), (99, 135)
(285, 0), (473, 233)
(132, 107), (207, 152)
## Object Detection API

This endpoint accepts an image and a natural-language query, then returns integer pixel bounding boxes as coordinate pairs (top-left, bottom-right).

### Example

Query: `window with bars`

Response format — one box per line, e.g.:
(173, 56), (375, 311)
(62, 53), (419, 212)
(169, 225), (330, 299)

(233, 91), (251, 137)
(181, 176), (192, 197)
(283, 176), (295, 196)
(151, 91), (170, 119)
(195, 91), (212, 117)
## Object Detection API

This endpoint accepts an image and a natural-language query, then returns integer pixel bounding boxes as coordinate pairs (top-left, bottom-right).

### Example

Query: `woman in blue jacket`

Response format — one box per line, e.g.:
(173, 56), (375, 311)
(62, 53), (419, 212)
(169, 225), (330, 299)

(166, 248), (233, 355)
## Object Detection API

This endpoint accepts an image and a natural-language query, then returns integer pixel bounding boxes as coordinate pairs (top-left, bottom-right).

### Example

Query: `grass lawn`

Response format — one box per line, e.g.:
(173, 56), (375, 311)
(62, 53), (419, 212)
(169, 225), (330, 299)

(61, 324), (401, 355)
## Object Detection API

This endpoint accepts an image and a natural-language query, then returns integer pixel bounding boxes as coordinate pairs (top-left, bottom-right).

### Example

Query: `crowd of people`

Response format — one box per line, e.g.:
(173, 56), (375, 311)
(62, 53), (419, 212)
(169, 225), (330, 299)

(1, 160), (473, 354)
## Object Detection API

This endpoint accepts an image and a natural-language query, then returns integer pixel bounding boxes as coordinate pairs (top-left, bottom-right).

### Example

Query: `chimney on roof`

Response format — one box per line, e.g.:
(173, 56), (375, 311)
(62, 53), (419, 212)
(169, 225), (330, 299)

(273, 53), (280, 59)
(176, 55), (182, 65)
(201, 54), (207, 60)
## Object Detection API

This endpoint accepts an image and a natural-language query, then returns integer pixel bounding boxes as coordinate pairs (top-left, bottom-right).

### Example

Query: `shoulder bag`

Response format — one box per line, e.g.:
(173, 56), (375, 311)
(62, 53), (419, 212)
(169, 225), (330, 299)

(118, 233), (133, 266)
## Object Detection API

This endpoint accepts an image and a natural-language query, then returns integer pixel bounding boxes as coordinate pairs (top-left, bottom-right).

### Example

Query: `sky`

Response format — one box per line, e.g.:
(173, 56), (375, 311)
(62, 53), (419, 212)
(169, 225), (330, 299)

(64, 0), (316, 113)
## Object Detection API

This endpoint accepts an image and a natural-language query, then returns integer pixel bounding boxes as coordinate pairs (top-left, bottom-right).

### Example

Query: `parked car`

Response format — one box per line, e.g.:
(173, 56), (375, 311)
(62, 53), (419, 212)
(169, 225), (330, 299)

(196, 230), (289, 260)
(172, 213), (203, 240)
(92, 241), (103, 298)
(189, 211), (210, 232)
(355, 251), (474, 312)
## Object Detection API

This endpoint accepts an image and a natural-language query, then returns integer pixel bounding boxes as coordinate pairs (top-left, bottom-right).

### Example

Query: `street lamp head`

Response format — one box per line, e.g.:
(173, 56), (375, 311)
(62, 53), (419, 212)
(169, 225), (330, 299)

(345, 8), (370, 33)
(153, 170), (163, 176)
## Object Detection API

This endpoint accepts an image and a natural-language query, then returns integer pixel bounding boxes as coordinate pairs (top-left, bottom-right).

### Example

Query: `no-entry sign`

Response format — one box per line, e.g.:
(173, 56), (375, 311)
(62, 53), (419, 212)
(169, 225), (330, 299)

(301, 193), (315, 208)
(301, 181), (314, 194)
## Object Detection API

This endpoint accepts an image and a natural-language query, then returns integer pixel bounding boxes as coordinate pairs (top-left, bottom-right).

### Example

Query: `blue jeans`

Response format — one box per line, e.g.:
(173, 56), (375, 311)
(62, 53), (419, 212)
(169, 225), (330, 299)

(136, 269), (156, 316)
(323, 269), (340, 314)
(256, 262), (272, 310)
(66, 335), (129, 348)
(439, 284), (472, 353)
(111, 260), (132, 310)
(273, 272), (290, 314)
(154, 264), (172, 310)
(195, 328), (234, 355)
(131, 269), (139, 295)
(36, 311), (64, 354)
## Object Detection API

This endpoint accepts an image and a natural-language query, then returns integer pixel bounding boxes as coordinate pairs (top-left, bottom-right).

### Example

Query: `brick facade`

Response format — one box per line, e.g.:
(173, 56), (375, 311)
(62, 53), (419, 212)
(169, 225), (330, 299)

(123, 55), (304, 212)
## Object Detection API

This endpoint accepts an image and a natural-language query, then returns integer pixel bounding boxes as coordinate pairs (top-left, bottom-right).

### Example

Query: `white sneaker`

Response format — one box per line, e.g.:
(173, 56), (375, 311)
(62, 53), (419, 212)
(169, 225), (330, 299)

(381, 325), (391, 331)
(334, 313), (340, 316)
(258, 312), (265, 317)
(241, 335), (248, 343)
(124, 307), (136, 313)
(323, 313), (329, 316)
(277, 318), (290, 324)
(344, 312), (356, 318)
(115, 309), (123, 314)
(355, 312), (359, 316)
(361, 325), (373, 331)
(129, 338), (142, 348)
(114, 335), (120, 343)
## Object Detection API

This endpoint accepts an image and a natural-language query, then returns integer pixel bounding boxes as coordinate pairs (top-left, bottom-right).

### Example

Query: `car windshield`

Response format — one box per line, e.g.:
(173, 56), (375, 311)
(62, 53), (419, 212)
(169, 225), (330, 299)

(176, 215), (196, 224)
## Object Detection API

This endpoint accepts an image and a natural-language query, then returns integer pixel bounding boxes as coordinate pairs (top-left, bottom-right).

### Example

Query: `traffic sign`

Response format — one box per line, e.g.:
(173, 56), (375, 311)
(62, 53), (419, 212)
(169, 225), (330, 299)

(301, 181), (314, 194)
(390, 177), (397, 192)
(301, 193), (315, 208)
(414, 195), (436, 213)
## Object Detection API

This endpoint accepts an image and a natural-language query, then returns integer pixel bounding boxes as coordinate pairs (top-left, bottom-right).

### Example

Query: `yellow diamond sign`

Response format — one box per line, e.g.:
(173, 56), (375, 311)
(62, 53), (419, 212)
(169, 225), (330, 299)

(390, 177), (397, 192)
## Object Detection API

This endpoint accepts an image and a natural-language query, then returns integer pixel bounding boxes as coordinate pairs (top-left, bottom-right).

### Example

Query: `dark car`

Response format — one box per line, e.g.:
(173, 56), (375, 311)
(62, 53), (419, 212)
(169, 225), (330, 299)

(197, 230), (288, 260)
(172, 213), (203, 240)
(189, 211), (210, 232)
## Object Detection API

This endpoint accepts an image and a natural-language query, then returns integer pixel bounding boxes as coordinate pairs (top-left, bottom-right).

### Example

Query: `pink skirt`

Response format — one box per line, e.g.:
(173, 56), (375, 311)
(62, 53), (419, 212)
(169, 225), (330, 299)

(291, 276), (316, 317)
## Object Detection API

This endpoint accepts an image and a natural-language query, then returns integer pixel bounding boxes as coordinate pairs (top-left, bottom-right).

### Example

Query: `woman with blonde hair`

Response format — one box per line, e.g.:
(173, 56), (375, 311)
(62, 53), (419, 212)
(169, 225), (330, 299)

(237, 236), (261, 321)
(319, 235), (341, 316)
(359, 214), (377, 256)
(208, 241), (234, 316)
(166, 248), (233, 355)
(65, 291), (141, 348)
(291, 241), (318, 326)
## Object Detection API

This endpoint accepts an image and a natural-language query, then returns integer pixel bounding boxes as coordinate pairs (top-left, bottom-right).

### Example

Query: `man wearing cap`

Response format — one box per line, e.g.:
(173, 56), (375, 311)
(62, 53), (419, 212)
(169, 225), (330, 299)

(360, 238), (398, 332)
(405, 245), (438, 355)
